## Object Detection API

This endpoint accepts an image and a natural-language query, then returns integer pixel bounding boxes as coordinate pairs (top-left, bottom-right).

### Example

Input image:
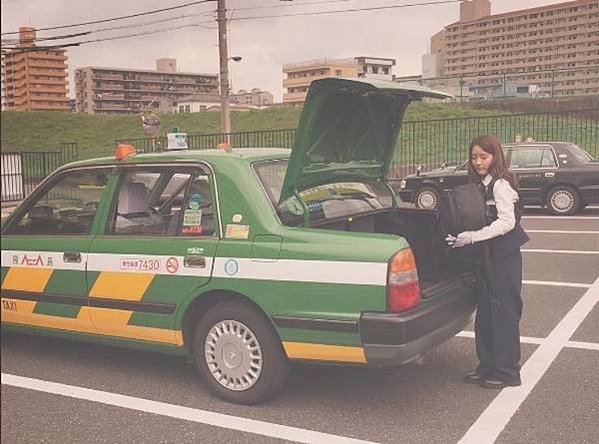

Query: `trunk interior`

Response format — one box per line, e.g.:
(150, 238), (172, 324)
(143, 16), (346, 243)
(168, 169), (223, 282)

(314, 207), (479, 294)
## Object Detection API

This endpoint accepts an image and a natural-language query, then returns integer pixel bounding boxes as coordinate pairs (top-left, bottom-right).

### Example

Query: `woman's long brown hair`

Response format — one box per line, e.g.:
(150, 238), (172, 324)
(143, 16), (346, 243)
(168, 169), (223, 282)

(468, 134), (518, 190)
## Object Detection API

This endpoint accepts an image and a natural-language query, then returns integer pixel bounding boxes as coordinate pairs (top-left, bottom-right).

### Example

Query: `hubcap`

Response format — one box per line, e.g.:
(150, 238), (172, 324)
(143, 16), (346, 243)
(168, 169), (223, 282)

(551, 190), (574, 213)
(417, 190), (438, 209)
(205, 320), (263, 391)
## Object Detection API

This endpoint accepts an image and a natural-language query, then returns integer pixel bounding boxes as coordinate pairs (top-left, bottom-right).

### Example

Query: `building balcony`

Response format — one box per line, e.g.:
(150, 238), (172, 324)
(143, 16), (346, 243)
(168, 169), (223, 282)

(282, 75), (330, 88)
(283, 91), (308, 103)
(31, 95), (69, 103)
(93, 84), (125, 91)
(28, 61), (68, 70)
(30, 103), (70, 111)
(92, 73), (125, 81)
(29, 86), (69, 94)
(28, 68), (68, 76)
(29, 53), (68, 62)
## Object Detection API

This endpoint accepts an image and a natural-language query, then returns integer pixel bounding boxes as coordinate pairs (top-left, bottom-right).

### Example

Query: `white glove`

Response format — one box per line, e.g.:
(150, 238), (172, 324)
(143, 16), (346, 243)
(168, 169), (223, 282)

(445, 232), (474, 248)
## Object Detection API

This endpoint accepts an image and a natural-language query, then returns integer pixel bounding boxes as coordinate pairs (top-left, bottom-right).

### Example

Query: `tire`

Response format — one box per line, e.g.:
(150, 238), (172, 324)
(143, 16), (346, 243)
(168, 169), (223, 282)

(546, 185), (581, 215)
(193, 300), (290, 404)
(415, 186), (441, 210)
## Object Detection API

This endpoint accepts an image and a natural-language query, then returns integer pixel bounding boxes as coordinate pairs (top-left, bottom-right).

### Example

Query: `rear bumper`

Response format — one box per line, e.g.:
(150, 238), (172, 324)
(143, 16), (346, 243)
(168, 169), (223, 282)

(360, 275), (477, 366)
(398, 190), (414, 203)
(580, 186), (599, 204)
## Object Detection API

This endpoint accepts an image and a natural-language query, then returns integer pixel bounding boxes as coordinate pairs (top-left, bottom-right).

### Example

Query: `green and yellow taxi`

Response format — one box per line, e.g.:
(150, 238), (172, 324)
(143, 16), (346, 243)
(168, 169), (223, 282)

(1, 78), (476, 404)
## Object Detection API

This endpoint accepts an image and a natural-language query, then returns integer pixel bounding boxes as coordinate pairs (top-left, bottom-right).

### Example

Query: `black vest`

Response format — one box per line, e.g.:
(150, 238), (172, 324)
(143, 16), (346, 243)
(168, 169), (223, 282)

(481, 178), (530, 259)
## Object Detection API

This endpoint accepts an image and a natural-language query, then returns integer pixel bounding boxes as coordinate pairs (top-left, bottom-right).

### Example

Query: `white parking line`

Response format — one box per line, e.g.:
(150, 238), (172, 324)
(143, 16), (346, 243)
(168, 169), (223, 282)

(525, 230), (599, 234)
(523, 216), (599, 220)
(522, 249), (599, 255)
(456, 331), (545, 346)
(456, 331), (599, 351)
(566, 341), (599, 351)
(458, 277), (599, 443)
(1, 373), (375, 444)
(522, 280), (592, 289)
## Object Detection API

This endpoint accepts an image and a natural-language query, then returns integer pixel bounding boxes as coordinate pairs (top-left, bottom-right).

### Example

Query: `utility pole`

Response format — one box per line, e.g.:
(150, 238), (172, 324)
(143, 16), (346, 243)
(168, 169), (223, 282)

(217, 0), (231, 143)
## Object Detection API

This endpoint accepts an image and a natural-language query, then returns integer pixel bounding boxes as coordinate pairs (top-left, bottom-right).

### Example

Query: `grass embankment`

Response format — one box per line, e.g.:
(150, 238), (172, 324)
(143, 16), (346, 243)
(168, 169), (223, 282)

(1, 102), (504, 159)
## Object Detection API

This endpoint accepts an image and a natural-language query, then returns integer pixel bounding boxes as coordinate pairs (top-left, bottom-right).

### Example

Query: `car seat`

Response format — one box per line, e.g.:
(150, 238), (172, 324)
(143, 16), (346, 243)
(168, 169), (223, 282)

(115, 182), (165, 234)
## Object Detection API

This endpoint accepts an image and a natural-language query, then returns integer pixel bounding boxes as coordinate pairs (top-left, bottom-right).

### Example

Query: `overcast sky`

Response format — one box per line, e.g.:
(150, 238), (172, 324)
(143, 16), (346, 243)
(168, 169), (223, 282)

(1, 0), (564, 101)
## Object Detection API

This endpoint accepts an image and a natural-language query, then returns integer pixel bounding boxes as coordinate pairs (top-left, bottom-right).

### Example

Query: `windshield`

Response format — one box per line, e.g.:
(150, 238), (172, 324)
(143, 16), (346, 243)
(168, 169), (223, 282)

(254, 160), (393, 227)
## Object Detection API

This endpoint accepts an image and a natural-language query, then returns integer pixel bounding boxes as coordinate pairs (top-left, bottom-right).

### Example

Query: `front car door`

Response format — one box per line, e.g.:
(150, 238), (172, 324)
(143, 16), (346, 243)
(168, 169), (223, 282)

(1, 166), (112, 335)
(507, 145), (558, 205)
(86, 163), (220, 348)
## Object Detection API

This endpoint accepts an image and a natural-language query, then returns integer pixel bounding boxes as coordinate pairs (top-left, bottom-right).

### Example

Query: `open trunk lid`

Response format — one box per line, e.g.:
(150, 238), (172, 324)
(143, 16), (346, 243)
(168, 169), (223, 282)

(278, 77), (452, 203)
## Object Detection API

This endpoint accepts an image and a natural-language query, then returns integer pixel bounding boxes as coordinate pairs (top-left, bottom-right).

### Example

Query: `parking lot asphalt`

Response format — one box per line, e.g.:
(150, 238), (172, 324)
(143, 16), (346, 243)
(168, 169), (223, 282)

(2, 206), (598, 444)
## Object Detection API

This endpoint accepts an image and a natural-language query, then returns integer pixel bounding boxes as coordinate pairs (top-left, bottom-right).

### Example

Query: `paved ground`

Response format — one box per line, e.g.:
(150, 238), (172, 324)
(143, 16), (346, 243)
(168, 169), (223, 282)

(2, 206), (598, 443)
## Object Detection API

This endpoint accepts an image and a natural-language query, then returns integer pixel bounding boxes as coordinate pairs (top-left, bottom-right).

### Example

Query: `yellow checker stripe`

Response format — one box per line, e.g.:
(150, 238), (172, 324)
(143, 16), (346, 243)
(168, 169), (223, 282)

(2, 267), (53, 292)
(89, 272), (154, 301)
(283, 342), (366, 364)
(1, 267), (182, 346)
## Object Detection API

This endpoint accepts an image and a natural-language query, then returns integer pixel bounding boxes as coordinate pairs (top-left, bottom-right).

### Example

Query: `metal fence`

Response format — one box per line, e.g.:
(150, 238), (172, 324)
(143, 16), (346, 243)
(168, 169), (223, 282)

(390, 109), (599, 181)
(116, 109), (598, 183)
(1, 143), (78, 202)
(116, 128), (297, 153)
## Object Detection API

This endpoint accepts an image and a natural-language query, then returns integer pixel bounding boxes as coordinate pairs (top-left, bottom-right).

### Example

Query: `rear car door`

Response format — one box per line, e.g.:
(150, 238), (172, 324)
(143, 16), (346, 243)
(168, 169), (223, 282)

(507, 146), (557, 205)
(1, 167), (112, 334)
(86, 163), (220, 347)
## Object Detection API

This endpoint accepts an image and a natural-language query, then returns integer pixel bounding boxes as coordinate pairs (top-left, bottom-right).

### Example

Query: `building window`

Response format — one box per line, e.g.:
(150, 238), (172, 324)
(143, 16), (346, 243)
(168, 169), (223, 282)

(185, 105), (191, 113)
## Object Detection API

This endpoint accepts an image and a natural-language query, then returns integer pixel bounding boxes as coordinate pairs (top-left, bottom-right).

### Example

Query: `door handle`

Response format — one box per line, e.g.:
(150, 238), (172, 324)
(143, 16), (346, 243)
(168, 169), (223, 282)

(184, 255), (206, 268)
(63, 252), (81, 263)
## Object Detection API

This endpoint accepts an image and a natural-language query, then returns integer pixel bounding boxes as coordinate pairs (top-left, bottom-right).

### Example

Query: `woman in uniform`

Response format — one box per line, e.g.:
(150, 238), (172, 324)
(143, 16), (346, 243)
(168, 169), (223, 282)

(446, 134), (529, 389)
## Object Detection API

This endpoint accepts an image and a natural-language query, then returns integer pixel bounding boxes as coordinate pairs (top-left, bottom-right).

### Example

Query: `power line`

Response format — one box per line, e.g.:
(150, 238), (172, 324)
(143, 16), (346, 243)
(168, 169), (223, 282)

(232, 0), (353, 11)
(231, 0), (462, 21)
(1, 0), (462, 53)
(1, 0), (215, 35)
(1, 11), (214, 45)
(1, 20), (216, 54)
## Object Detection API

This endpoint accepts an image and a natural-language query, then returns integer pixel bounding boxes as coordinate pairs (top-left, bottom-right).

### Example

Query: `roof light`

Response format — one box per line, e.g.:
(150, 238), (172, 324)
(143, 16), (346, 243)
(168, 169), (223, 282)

(115, 143), (136, 161)
(218, 142), (232, 153)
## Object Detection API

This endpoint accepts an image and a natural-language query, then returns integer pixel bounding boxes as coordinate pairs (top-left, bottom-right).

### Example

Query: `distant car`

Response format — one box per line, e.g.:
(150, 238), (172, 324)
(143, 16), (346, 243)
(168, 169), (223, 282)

(399, 142), (599, 215)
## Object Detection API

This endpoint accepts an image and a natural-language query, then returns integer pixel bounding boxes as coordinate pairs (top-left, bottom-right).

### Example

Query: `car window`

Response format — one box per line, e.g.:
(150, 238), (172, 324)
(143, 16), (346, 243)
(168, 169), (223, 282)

(570, 145), (594, 163)
(254, 160), (393, 226)
(509, 147), (555, 169)
(109, 167), (216, 237)
(6, 168), (111, 235)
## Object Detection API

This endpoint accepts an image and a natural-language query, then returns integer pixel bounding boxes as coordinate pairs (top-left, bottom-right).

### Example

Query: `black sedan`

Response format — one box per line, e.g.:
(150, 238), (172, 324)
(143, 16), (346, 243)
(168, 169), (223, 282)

(398, 142), (599, 215)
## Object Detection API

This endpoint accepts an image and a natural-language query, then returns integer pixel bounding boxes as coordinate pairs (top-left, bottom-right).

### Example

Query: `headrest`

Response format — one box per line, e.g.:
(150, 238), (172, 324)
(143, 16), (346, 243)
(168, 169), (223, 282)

(118, 182), (150, 214)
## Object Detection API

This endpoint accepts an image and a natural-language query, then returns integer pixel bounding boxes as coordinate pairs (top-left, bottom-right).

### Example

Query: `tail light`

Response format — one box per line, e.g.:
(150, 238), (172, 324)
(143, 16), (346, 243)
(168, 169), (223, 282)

(387, 249), (421, 312)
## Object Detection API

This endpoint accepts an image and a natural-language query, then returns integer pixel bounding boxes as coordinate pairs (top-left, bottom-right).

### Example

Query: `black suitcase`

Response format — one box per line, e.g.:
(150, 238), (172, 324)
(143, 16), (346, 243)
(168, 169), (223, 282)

(441, 183), (487, 235)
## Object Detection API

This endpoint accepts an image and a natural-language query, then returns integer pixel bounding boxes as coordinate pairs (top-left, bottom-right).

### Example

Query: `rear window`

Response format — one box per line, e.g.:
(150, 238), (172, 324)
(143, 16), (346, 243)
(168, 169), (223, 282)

(570, 145), (594, 163)
(254, 160), (393, 227)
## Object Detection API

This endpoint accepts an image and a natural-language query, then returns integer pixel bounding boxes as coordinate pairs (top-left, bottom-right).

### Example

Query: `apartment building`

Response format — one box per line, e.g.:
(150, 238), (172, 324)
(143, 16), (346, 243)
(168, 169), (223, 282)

(422, 0), (599, 97)
(230, 88), (274, 107)
(1, 27), (70, 111)
(282, 56), (396, 104)
(75, 58), (219, 114)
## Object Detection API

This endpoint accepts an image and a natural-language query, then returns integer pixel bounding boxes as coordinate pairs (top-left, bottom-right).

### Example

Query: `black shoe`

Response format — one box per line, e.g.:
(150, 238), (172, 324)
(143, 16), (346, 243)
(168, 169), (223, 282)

(480, 376), (521, 389)
(464, 370), (489, 384)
